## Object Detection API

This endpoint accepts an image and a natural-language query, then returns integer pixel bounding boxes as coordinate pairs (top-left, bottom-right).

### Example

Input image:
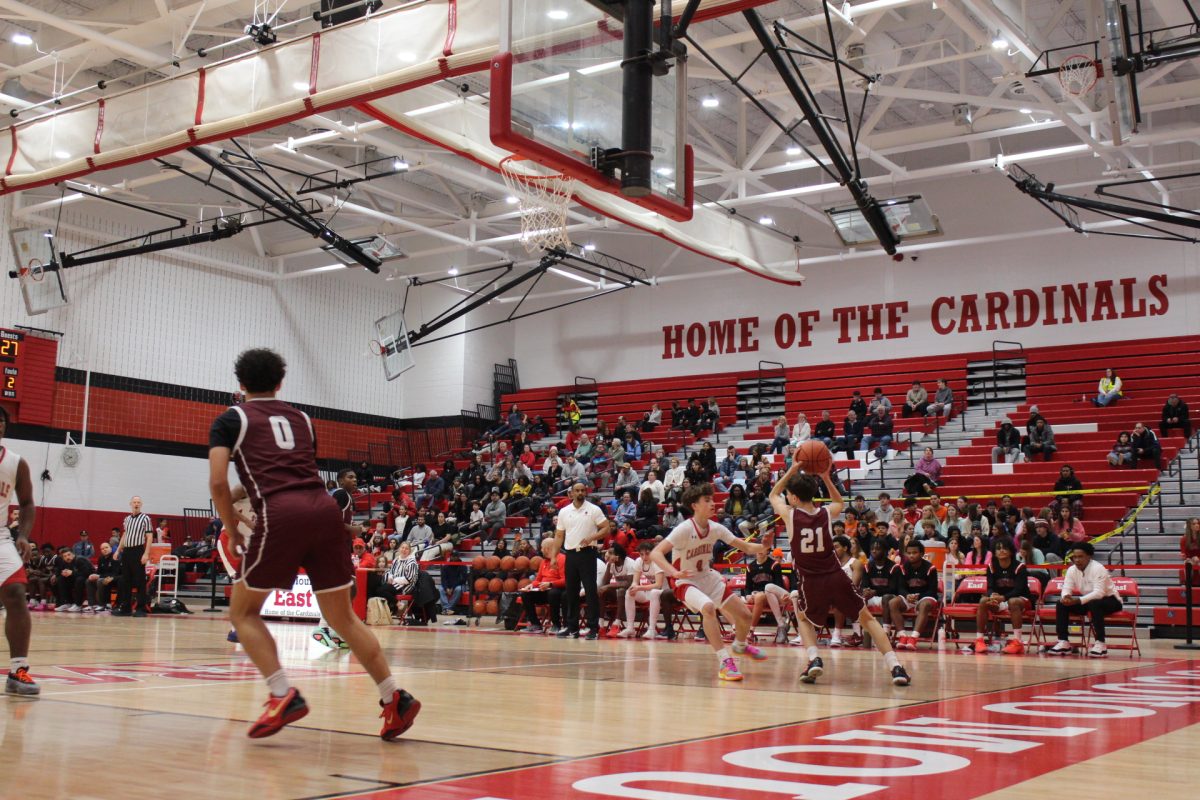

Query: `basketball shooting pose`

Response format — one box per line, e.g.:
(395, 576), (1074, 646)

(0, 406), (39, 696)
(209, 348), (420, 739)
(651, 483), (768, 681)
(769, 458), (911, 686)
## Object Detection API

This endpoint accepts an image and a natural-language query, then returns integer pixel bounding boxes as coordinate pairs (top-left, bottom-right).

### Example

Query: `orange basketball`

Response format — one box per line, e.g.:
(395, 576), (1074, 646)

(472, 556), (486, 571)
(474, 577), (488, 593)
(488, 577), (503, 593)
(503, 578), (518, 592)
(530, 556), (543, 572)
(518, 578), (531, 590)
(797, 440), (833, 475)
(486, 599), (498, 615)
(514, 556), (530, 572)
(473, 599), (486, 615)
(500, 556), (515, 571)
(485, 555), (501, 570)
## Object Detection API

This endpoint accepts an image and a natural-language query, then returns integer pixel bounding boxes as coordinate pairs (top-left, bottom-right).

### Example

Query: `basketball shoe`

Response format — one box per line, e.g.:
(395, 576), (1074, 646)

(890, 665), (912, 686)
(1002, 638), (1026, 655)
(799, 657), (824, 684)
(733, 643), (767, 661)
(974, 637), (989, 654)
(718, 657), (743, 681)
(380, 689), (422, 741)
(248, 688), (308, 738)
(5, 667), (40, 696)
(312, 626), (348, 649)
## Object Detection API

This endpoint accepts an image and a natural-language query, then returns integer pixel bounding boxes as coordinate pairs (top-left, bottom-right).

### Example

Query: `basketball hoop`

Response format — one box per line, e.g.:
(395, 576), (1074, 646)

(20, 259), (45, 283)
(367, 339), (385, 358)
(499, 156), (575, 254)
(1058, 55), (1100, 98)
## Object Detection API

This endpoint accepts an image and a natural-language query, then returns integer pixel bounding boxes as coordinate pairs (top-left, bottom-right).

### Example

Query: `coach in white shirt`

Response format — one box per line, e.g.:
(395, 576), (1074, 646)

(553, 482), (611, 640)
(1047, 541), (1123, 657)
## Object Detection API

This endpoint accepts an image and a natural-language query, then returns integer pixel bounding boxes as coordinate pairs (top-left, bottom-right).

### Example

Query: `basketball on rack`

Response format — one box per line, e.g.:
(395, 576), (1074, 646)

(474, 577), (488, 593)
(796, 440), (833, 475)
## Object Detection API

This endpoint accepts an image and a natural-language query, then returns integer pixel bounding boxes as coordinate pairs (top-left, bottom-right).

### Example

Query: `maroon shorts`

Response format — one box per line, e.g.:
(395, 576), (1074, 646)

(239, 489), (353, 593)
(795, 570), (865, 620)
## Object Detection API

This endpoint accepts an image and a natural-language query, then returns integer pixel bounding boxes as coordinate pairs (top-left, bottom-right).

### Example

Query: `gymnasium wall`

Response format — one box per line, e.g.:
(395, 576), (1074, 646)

(512, 228), (1200, 388)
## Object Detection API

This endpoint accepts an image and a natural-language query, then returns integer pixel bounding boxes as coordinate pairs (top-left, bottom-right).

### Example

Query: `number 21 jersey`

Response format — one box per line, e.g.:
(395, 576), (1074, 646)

(790, 507), (841, 576)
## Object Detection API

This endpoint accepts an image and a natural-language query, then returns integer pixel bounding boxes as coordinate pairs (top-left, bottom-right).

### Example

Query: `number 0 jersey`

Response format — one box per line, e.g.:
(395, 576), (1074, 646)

(790, 506), (842, 576)
(665, 518), (737, 575)
(209, 399), (326, 520)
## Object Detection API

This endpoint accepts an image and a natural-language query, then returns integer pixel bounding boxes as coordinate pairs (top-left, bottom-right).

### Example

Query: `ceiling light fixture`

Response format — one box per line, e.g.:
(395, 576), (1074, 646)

(991, 34), (1008, 49)
(11, 33), (33, 46)
(292, 81), (310, 92)
(53, 150), (69, 159)
(786, 145), (802, 156)
(505, 195), (519, 205)
(701, 97), (719, 108)
(583, 243), (597, 251)
(547, 9), (569, 20)
(758, 216), (775, 226)
(392, 158), (409, 171)
(448, 267), (459, 276)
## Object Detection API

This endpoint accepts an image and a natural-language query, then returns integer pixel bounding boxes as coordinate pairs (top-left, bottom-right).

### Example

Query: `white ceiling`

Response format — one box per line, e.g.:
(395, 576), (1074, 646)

(1, 0), (1197, 292)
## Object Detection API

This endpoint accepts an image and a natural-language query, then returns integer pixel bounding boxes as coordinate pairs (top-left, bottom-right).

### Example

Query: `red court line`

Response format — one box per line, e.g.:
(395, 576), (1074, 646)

(345, 659), (1200, 800)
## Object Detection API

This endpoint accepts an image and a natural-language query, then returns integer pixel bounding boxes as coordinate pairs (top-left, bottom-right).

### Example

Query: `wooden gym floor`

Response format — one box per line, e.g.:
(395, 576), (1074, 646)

(1, 614), (1198, 800)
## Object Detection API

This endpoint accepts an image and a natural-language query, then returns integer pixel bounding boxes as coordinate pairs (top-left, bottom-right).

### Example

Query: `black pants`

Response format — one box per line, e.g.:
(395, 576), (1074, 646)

(117, 545), (148, 612)
(563, 547), (599, 633)
(1161, 421), (1192, 439)
(1056, 595), (1122, 642)
(520, 587), (564, 627)
(55, 574), (85, 606)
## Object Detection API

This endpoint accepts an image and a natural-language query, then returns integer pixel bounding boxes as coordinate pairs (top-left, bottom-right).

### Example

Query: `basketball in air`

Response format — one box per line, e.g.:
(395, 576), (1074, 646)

(796, 440), (833, 475)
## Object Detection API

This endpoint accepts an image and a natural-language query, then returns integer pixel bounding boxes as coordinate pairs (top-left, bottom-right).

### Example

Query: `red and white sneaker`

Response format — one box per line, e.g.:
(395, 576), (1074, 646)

(247, 688), (309, 738)
(1002, 639), (1026, 655)
(380, 689), (422, 741)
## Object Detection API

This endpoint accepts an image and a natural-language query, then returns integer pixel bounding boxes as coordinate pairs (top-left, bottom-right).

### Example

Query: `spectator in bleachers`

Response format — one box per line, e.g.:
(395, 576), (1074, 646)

(991, 421), (1022, 463)
(1091, 367), (1123, 407)
(738, 486), (773, 539)
(529, 415), (549, 437)
(72, 530), (95, 559)
(839, 409), (864, 456)
(684, 456), (708, 488)
(875, 492), (895, 521)
(639, 470), (665, 503)
(812, 410), (835, 449)
(1017, 536), (1051, 592)
(448, 491), (471, 525)
(669, 400), (685, 430)
(721, 485), (752, 534)
(661, 457), (685, 503)
(904, 447), (943, 497)
(511, 532), (536, 561)
(700, 397), (721, 431)
(542, 447), (564, 483)
(902, 381), (928, 418)
(927, 378), (954, 417)
(868, 387), (892, 416)
(611, 462), (638, 499)
(714, 447), (738, 489)
(848, 390), (868, 419)
(614, 492), (637, 528)
(573, 433), (595, 465)
(790, 412), (811, 446)
(53, 548), (94, 612)
(1053, 464), (1085, 513)
(622, 432), (643, 461)
(407, 511), (435, 555)
(1054, 505), (1087, 543)
(697, 442), (718, 475)
(1107, 431), (1136, 468)
(558, 454), (587, 493)
(483, 490), (507, 549)
(641, 403), (662, 433)
(518, 443), (538, 472)
(1130, 422), (1162, 469)
(563, 426), (581, 454)
(355, 460), (374, 490)
(588, 439), (611, 480)
(1180, 517), (1200, 586)
(682, 399), (702, 433)
(917, 520), (944, 545)
(507, 476), (534, 516)
(518, 538), (567, 634)
(939, 505), (963, 540)
(1024, 418), (1057, 461)
(87, 542), (119, 611)
(769, 416), (790, 455)
(963, 533), (992, 567)
(862, 406), (894, 460)
(1029, 517), (1064, 559)
(1161, 393), (1191, 439)
(562, 396), (581, 428)
(1047, 541), (1122, 657)
(420, 469), (445, 510)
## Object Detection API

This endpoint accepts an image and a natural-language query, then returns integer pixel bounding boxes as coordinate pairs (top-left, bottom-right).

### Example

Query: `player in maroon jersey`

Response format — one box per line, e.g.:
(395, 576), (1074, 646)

(768, 460), (910, 686)
(209, 348), (420, 740)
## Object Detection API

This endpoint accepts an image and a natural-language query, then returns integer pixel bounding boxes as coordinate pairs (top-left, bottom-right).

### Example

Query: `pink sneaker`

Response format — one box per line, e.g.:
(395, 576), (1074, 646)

(736, 643), (767, 661)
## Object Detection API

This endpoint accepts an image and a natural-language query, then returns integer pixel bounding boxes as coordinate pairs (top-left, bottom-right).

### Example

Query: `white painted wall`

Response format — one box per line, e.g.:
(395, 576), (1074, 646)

(512, 229), (1200, 386)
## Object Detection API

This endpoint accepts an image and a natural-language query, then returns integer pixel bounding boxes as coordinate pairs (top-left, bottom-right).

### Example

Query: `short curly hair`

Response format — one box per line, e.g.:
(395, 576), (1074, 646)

(234, 348), (287, 393)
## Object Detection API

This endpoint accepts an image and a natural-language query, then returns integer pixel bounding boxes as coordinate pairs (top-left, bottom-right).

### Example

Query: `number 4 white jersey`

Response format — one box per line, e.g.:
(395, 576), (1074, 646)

(0, 446), (21, 543)
(666, 518), (737, 575)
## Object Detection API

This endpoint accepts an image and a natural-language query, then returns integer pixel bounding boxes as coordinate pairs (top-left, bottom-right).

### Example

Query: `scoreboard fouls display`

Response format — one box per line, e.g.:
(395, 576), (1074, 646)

(0, 328), (57, 427)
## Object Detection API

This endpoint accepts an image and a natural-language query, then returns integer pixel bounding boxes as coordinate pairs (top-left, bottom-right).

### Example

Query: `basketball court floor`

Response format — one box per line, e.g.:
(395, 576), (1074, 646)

(3, 615), (1198, 800)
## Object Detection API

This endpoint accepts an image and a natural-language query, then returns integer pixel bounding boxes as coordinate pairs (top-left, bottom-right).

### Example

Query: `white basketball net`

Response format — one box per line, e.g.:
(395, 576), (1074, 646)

(1058, 55), (1099, 98)
(499, 157), (575, 254)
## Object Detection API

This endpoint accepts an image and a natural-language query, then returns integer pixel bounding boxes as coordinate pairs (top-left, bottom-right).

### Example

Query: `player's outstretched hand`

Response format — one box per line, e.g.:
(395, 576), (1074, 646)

(15, 538), (31, 560)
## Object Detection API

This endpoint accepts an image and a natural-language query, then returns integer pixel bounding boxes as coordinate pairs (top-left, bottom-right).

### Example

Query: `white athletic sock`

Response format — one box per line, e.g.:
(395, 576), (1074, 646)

(266, 669), (291, 698)
(377, 675), (398, 703)
(806, 646), (819, 660)
(852, 622), (862, 634)
(839, 628), (852, 638)
(11, 657), (29, 672)
(733, 638), (747, 652)
(884, 651), (900, 669)
(1011, 628), (1023, 640)
(717, 647), (732, 663)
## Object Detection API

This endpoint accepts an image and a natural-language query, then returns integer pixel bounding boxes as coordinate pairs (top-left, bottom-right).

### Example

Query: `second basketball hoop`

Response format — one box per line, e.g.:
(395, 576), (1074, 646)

(1057, 54), (1100, 98)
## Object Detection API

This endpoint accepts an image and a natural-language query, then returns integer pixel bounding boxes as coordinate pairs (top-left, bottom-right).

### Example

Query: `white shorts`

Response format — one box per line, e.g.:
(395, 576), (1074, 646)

(674, 570), (734, 613)
(866, 596), (884, 612)
(0, 538), (26, 588)
(895, 595), (939, 612)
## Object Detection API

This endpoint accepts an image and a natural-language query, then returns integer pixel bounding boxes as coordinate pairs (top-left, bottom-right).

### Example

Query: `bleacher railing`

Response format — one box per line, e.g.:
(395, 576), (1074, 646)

(983, 339), (1026, 415)
(755, 360), (785, 421)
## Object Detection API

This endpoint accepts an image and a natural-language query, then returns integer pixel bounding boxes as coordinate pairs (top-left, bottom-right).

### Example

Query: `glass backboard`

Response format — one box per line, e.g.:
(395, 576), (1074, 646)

(825, 196), (943, 247)
(492, 0), (693, 221)
(373, 310), (415, 382)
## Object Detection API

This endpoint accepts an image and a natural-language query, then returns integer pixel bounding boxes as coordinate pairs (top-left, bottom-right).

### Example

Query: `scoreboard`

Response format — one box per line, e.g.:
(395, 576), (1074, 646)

(0, 328), (57, 426)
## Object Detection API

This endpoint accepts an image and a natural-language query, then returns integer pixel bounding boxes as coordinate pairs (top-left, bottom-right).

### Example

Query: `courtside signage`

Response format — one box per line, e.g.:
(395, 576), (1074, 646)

(260, 573), (321, 620)
(361, 660), (1200, 799)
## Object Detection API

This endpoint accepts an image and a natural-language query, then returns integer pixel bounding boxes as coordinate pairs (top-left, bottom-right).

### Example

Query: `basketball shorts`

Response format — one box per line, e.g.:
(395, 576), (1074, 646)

(0, 538), (27, 588)
(674, 570), (734, 613)
(894, 595), (940, 613)
(794, 570), (865, 621)
(866, 596), (884, 612)
(239, 490), (353, 593)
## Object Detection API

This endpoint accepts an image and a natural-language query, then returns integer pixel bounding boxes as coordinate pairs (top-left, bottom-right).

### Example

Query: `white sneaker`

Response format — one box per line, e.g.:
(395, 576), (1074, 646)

(829, 636), (845, 648)
(1088, 642), (1108, 658)
(788, 635), (806, 646)
(55, 604), (71, 612)
(1047, 640), (1074, 655)
(617, 627), (637, 638)
(640, 629), (657, 640)
(67, 604), (82, 612)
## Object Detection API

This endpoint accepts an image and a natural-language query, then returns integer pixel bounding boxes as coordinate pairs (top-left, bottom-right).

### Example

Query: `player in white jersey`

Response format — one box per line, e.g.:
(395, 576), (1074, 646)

(651, 483), (767, 681)
(217, 486), (257, 644)
(619, 540), (666, 639)
(0, 406), (39, 696)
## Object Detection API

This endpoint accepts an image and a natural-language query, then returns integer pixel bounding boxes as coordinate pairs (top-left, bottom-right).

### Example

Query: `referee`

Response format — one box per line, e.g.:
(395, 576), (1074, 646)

(114, 495), (152, 617)
(553, 482), (610, 640)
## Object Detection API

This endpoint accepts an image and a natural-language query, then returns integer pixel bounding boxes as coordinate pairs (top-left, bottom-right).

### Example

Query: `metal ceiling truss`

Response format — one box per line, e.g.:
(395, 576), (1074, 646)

(402, 246), (651, 347)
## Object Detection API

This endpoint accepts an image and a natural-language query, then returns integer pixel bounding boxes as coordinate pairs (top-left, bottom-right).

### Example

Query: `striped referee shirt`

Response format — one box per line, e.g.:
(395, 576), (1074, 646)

(121, 513), (153, 548)
(386, 556), (419, 593)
